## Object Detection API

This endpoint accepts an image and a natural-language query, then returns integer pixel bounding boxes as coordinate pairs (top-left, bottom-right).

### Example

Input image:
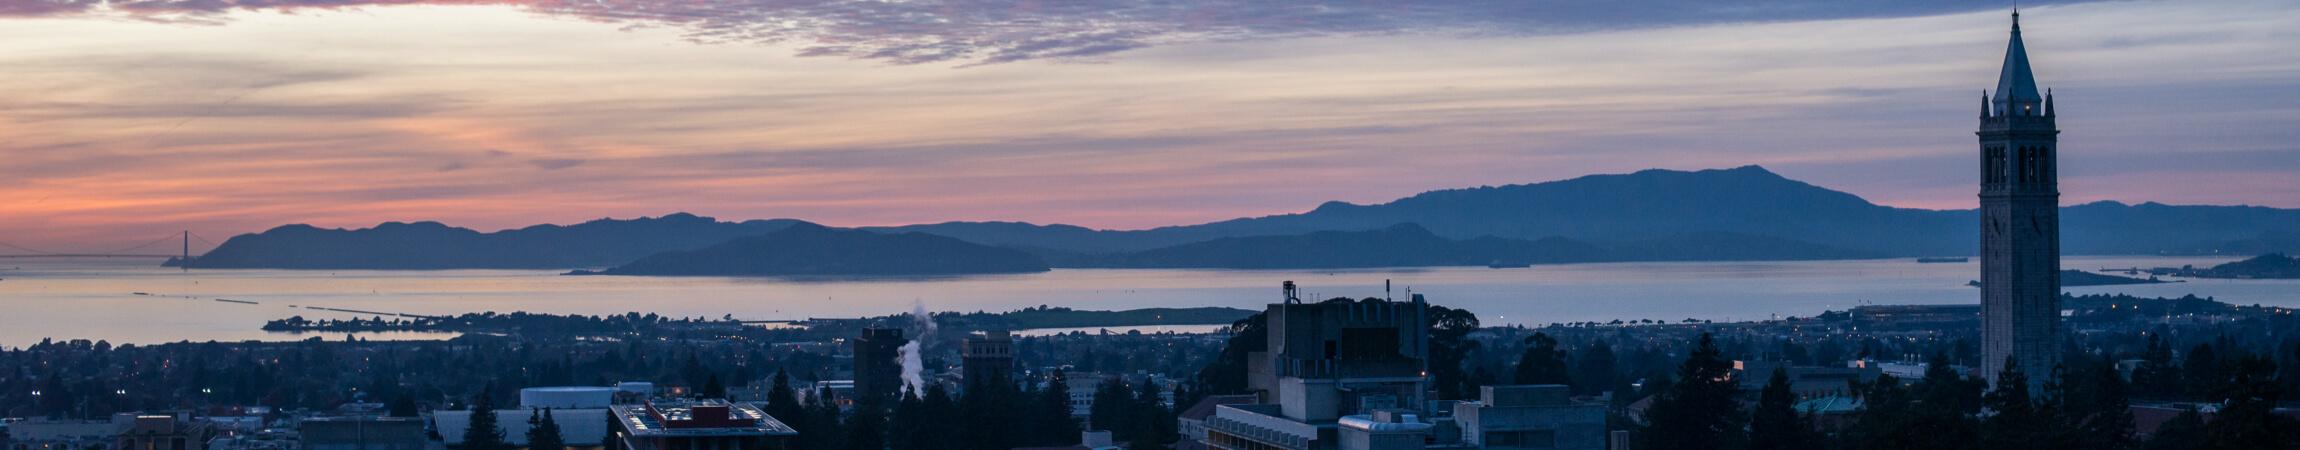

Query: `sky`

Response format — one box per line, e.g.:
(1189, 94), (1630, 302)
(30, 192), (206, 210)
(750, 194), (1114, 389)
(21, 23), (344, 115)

(3, 0), (2298, 252)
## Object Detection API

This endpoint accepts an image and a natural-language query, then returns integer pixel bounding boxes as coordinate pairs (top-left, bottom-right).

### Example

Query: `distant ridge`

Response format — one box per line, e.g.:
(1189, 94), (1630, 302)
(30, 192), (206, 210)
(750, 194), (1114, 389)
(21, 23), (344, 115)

(574, 223), (1049, 276)
(187, 213), (804, 269)
(186, 166), (2300, 270)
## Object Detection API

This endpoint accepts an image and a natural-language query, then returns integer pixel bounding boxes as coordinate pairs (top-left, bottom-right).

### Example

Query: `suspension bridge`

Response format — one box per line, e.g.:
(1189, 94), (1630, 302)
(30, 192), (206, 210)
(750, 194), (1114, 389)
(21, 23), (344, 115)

(0, 231), (221, 265)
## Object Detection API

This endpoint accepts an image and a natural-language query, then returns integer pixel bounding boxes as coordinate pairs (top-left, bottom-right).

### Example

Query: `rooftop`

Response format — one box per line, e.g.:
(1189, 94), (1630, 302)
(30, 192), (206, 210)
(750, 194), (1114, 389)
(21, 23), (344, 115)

(610, 399), (797, 438)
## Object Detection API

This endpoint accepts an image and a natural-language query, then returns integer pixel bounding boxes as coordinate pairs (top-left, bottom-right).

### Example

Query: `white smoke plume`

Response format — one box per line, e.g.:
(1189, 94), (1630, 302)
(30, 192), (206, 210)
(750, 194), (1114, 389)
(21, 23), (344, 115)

(897, 299), (938, 396)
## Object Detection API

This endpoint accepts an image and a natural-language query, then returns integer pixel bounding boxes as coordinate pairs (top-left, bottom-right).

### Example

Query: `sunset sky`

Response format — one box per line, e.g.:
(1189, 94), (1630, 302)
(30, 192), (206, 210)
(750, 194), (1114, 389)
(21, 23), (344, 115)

(5, 0), (2298, 252)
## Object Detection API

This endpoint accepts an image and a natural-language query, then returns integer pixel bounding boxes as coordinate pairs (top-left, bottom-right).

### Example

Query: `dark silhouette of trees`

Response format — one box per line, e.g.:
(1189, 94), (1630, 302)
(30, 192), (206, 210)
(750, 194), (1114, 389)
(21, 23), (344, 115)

(527, 408), (566, 450)
(1979, 358), (2046, 450)
(1748, 367), (1816, 450)
(765, 370), (806, 445)
(1513, 332), (1571, 386)
(1640, 333), (1746, 450)
(1033, 371), (1084, 446)
(2200, 356), (2298, 450)
(1571, 340), (1618, 395)
(1130, 380), (1176, 450)
(461, 390), (512, 450)
(2141, 408), (2204, 450)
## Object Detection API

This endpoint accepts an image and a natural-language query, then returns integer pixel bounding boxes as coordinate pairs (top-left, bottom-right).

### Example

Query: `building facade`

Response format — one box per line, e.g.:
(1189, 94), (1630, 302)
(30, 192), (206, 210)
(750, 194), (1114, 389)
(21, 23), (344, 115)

(1978, 11), (2063, 391)
(1204, 282), (1433, 450)
(853, 327), (908, 403)
(962, 330), (1017, 387)
(1450, 386), (1606, 450)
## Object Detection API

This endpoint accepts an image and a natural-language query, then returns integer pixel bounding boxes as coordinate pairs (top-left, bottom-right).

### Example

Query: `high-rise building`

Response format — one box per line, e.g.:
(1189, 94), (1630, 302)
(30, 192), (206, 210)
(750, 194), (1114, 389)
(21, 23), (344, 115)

(962, 330), (1016, 388)
(1978, 10), (2062, 391)
(1203, 281), (1433, 450)
(854, 327), (908, 403)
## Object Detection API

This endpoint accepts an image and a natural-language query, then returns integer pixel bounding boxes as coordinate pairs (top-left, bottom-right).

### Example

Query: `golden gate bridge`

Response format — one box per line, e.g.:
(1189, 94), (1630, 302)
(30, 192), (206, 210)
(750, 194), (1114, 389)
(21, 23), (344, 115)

(0, 231), (222, 268)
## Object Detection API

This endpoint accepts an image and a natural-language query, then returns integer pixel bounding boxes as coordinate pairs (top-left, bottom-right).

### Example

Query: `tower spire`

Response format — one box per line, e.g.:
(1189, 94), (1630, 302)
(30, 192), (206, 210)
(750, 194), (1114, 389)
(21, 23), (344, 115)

(1995, 9), (2042, 116)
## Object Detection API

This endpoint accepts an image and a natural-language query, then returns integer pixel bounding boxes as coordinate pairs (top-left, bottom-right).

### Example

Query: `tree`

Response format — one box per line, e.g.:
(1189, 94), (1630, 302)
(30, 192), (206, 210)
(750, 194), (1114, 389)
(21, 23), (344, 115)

(387, 392), (419, 418)
(1427, 305), (1483, 400)
(1131, 380), (1175, 450)
(1639, 333), (1746, 450)
(845, 398), (886, 450)
(1980, 358), (2045, 450)
(1034, 371), (1084, 446)
(2200, 356), (2297, 450)
(527, 408), (566, 450)
(2056, 362), (2136, 450)
(1749, 368), (1815, 450)
(1089, 377), (1133, 437)
(2181, 342), (2223, 400)
(2132, 334), (2180, 399)
(1513, 332), (1572, 386)
(461, 390), (511, 450)
(701, 373), (728, 399)
(765, 370), (806, 438)
(1571, 340), (1618, 395)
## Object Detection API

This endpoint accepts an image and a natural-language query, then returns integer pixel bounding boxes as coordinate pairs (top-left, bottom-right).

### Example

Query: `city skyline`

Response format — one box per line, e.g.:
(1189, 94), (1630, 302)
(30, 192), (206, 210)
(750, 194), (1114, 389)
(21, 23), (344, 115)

(6, 1), (2300, 252)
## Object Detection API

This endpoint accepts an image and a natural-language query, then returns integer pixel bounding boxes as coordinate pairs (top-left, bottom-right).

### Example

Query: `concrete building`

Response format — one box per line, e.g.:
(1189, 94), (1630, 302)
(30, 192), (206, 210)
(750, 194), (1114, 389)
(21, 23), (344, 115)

(1450, 386), (1604, 450)
(963, 330), (1018, 387)
(1177, 395), (1262, 450)
(114, 414), (214, 450)
(1336, 411), (1429, 450)
(434, 387), (615, 447)
(1730, 362), (1881, 399)
(607, 399), (797, 450)
(1977, 10), (2063, 392)
(1203, 282), (1433, 450)
(853, 327), (908, 404)
(296, 418), (424, 450)
(6, 419), (116, 450)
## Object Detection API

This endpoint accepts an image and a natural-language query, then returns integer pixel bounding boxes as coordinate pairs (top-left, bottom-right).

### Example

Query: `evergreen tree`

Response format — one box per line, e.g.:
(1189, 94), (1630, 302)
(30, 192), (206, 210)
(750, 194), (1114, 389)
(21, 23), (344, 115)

(387, 393), (419, 418)
(1980, 358), (2045, 450)
(920, 384), (960, 450)
(461, 390), (512, 450)
(2057, 363), (2136, 450)
(845, 398), (887, 450)
(2132, 334), (2180, 399)
(527, 408), (566, 450)
(1131, 380), (1175, 450)
(1639, 333), (1746, 450)
(1035, 371), (1084, 446)
(805, 388), (849, 450)
(1748, 368), (1815, 450)
(2181, 342), (2222, 399)
(1089, 377), (1133, 438)
(1513, 332), (1572, 386)
(765, 370), (806, 439)
(2200, 356), (2297, 450)
(1572, 340), (1618, 395)
(701, 374), (728, 399)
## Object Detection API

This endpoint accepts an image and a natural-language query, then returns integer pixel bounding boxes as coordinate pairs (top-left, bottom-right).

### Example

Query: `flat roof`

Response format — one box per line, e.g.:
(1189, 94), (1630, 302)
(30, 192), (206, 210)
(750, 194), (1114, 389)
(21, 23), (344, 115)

(610, 401), (796, 438)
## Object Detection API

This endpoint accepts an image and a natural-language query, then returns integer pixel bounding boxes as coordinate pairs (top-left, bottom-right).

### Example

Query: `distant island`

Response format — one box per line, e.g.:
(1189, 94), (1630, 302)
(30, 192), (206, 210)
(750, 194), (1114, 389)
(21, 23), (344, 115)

(173, 166), (2300, 271)
(2186, 253), (2300, 279)
(1967, 269), (2170, 288)
(567, 223), (1050, 277)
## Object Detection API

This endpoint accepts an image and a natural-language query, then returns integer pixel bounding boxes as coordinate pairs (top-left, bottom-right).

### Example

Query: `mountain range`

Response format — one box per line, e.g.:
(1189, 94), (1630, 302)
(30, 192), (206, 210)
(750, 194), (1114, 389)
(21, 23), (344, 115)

(180, 166), (2300, 272)
(570, 223), (1048, 276)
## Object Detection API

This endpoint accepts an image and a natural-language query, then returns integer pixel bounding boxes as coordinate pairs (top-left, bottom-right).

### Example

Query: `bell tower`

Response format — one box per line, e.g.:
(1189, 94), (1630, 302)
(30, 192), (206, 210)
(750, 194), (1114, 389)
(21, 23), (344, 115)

(1978, 10), (2060, 391)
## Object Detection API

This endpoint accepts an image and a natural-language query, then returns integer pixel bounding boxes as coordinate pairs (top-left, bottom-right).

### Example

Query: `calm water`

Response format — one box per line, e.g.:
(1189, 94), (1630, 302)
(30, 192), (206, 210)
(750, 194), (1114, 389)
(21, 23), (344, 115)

(2, 256), (2295, 345)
